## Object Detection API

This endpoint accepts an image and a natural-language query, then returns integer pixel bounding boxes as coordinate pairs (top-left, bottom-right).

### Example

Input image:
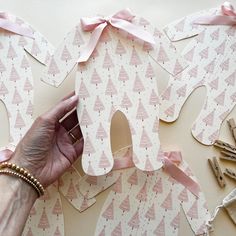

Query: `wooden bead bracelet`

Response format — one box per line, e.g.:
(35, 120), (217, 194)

(0, 162), (45, 197)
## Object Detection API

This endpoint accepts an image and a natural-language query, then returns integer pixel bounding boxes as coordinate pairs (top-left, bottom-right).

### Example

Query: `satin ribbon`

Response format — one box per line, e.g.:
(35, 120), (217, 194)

(78, 9), (156, 63)
(194, 2), (236, 25)
(0, 12), (34, 38)
(113, 149), (200, 198)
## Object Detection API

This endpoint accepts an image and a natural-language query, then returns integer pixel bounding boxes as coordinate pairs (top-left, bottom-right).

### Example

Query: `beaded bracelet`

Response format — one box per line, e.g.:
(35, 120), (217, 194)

(0, 162), (45, 197)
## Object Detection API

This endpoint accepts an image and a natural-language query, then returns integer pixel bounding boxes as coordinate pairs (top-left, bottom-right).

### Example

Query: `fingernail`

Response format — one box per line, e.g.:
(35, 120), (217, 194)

(70, 94), (79, 102)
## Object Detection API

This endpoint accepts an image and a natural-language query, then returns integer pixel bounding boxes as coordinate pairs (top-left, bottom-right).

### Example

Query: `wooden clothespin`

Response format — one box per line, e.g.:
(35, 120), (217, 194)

(224, 168), (236, 181)
(214, 140), (236, 155)
(220, 150), (236, 162)
(208, 156), (226, 188)
(228, 118), (236, 143)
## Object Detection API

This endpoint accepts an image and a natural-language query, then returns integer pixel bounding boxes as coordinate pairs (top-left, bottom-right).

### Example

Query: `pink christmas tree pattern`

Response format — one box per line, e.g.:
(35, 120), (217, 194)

(119, 195), (130, 213)
(214, 90), (226, 106)
(153, 218), (165, 235)
(202, 110), (215, 126)
(83, 135), (96, 155)
(61, 45), (72, 62)
(128, 209), (140, 229)
(121, 92), (132, 109)
(94, 96), (105, 113)
(208, 77), (219, 90)
(164, 104), (175, 117)
(187, 200), (199, 219)
(54, 226), (62, 236)
(7, 44), (17, 60)
(183, 47), (195, 62)
(52, 198), (63, 216)
(80, 107), (92, 127)
(99, 151), (111, 169)
(145, 203), (155, 221)
(14, 111), (25, 129)
(139, 128), (152, 149)
(136, 181), (147, 202)
(149, 89), (159, 106)
(199, 47), (209, 60)
(118, 66), (129, 83)
(65, 180), (78, 201)
(129, 47), (142, 66)
(215, 41), (226, 55)
(210, 28), (219, 41)
(188, 65), (198, 78)
(127, 169), (138, 186)
(103, 51), (114, 69)
(102, 199), (114, 221)
(152, 178), (163, 194)
(161, 191), (173, 211)
(21, 56), (30, 70)
(90, 69), (102, 86)
(0, 59), (6, 74)
(176, 84), (187, 98)
(133, 73), (145, 93)
(170, 213), (180, 229)
(157, 44), (169, 63)
(111, 222), (122, 236)
(115, 40), (126, 55)
(31, 41), (41, 56)
(145, 63), (155, 79)
(48, 57), (60, 76)
(204, 60), (215, 74)
(86, 175), (97, 185)
(105, 79), (118, 97)
(38, 208), (50, 230)
(136, 99), (148, 121)
(220, 59), (229, 71)
(162, 86), (171, 100)
(96, 123), (108, 140)
(24, 78), (33, 93)
(225, 71), (236, 86)
(78, 81), (90, 99)
(0, 82), (8, 97)
(178, 188), (188, 203)
(9, 66), (20, 82)
(112, 174), (122, 194)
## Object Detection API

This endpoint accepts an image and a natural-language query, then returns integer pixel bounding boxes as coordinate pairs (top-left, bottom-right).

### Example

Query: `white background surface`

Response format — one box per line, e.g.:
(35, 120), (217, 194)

(0, 0), (236, 235)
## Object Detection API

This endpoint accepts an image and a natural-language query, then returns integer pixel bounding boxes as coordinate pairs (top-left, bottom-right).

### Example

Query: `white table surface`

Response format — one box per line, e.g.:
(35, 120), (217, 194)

(0, 0), (235, 235)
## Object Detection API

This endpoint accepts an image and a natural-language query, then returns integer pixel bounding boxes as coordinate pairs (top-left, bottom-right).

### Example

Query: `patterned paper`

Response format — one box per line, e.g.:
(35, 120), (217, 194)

(58, 165), (96, 212)
(22, 184), (64, 236)
(42, 13), (187, 176)
(160, 6), (236, 145)
(0, 12), (54, 151)
(95, 148), (210, 236)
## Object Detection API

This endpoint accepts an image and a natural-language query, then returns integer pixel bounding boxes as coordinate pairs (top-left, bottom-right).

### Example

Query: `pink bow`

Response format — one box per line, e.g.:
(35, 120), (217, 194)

(194, 2), (236, 25)
(78, 9), (156, 63)
(113, 149), (200, 198)
(0, 12), (34, 38)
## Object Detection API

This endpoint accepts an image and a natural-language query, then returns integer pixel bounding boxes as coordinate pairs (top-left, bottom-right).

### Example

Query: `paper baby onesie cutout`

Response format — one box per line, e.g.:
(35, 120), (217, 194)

(42, 10), (187, 176)
(160, 5), (236, 145)
(95, 147), (211, 236)
(0, 12), (54, 150)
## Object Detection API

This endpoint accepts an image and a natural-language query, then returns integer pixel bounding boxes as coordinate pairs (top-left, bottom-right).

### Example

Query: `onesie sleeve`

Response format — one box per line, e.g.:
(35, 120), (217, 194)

(41, 24), (86, 87)
(177, 161), (211, 235)
(13, 15), (54, 65)
(163, 7), (219, 42)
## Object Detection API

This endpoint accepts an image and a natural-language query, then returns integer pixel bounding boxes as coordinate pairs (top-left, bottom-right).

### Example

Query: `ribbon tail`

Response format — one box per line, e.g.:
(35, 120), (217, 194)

(78, 22), (107, 63)
(194, 15), (236, 25)
(0, 18), (34, 38)
(163, 157), (200, 198)
(111, 18), (156, 45)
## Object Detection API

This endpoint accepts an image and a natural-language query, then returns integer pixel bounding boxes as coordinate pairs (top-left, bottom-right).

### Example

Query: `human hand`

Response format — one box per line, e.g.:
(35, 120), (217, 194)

(9, 92), (83, 187)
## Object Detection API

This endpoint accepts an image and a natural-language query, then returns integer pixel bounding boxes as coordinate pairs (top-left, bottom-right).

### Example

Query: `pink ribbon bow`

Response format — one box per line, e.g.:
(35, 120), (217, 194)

(113, 149), (200, 198)
(78, 9), (156, 63)
(0, 12), (34, 38)
(194, 1), (236, 25)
